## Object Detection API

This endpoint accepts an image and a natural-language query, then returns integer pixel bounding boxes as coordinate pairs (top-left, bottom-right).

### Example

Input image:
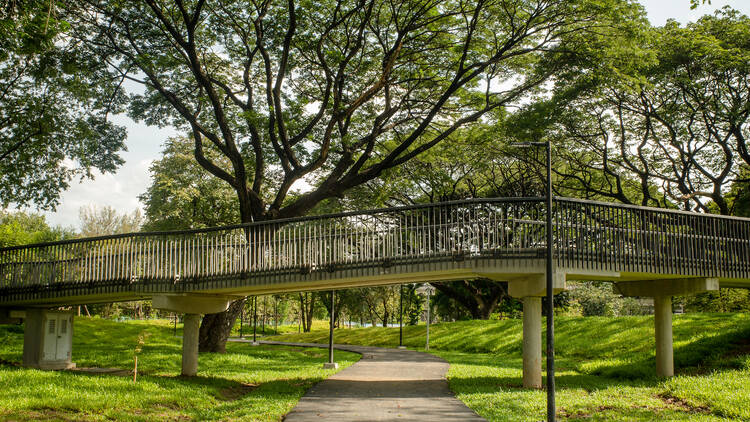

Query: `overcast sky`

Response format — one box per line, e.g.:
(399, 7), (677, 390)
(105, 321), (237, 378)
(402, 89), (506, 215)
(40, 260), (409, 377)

(40, 0), (750, 229)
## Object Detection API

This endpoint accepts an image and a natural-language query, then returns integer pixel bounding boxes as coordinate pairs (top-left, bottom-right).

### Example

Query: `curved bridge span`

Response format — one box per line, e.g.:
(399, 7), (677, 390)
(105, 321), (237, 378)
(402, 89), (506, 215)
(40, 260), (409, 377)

(2, 197), (749, 380)
(1, 197), (749, 307)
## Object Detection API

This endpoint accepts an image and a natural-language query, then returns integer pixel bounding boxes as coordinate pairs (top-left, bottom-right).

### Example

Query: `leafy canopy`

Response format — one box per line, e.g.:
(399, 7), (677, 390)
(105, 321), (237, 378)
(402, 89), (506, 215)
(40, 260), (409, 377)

(0, 1), (127, 210)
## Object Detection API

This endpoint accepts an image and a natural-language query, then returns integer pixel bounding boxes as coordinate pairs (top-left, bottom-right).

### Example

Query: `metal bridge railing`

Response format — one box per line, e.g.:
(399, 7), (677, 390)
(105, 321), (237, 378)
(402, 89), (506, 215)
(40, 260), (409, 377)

(0, 198), (547, 291)
(0, 197), (749, 297)
(555, 198), (750, 279)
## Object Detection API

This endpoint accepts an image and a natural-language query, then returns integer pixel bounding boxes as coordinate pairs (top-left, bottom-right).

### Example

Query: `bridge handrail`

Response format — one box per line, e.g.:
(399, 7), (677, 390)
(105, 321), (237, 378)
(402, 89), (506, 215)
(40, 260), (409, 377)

(0, 196), (545, 252)
(1, 196), (749, 300)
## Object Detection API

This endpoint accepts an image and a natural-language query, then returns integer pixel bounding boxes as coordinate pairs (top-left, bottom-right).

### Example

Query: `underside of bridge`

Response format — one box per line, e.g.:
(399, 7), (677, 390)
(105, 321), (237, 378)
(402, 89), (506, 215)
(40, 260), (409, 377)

(0, 265), (736, 383)
(1, 197), (749, 383)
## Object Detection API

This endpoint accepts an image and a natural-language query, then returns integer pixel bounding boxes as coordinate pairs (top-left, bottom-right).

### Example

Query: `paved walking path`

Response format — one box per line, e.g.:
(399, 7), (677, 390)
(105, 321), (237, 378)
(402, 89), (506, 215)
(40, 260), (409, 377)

(249, 340), (485, 421)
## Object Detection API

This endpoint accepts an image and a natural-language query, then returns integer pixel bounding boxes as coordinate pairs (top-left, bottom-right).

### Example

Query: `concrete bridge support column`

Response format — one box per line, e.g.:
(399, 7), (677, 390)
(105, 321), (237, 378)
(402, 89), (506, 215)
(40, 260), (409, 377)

(152, 294), (235, 377)
(509, 272), (566, 389)
(522, 296), (542, 388)
(654, 296), (673, 377)
(182, 313), (200, 377)
(615, 277), (718, 377)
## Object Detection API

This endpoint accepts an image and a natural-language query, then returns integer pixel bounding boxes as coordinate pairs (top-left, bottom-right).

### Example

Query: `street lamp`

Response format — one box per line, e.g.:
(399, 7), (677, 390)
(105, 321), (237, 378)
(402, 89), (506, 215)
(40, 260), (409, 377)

(398, 284), (406, 349)
(416, 283), (435, 351)
(510, 140), (555, 422)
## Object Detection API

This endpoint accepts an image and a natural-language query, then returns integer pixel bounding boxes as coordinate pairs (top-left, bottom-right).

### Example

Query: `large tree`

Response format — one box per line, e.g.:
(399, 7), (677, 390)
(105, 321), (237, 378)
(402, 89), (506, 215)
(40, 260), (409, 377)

(0, 1), (127, 210)
(140, 136), (240, 231)
(69, 0), (645, 351)
(524, 9), (750, 214)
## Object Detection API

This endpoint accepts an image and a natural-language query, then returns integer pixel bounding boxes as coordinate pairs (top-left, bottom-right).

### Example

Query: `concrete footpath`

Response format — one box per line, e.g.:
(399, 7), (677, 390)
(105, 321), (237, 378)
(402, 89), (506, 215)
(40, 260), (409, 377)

(252, 340), (486, 421)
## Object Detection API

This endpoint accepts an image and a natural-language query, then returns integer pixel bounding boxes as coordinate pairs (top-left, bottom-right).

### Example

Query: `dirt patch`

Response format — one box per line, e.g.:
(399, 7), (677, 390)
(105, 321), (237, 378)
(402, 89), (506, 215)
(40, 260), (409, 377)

(218, 383), (258, 401)
(657, 393), (710, 414)
(11, 408), (83, 422)
(71, 367), (131, 376)
(0, 358), (21, 367)
(557, 405), (613, 419)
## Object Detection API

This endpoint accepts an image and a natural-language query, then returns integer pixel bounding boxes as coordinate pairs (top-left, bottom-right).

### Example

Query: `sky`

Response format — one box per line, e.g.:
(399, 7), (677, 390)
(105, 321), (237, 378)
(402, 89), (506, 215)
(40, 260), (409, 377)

(39, 0), (750, 229)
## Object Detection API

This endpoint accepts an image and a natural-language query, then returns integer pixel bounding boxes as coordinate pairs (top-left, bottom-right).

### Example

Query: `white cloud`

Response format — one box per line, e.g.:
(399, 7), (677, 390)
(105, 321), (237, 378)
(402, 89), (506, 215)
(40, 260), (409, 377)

(41, 115), (175, 229)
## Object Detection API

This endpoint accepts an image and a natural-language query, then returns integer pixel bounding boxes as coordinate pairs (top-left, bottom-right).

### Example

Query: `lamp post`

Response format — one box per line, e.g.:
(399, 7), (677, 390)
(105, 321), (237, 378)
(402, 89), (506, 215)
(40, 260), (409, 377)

(398, 284), (406, 349)
(416, 283), (435, 351)
(252, 296), (259, 346)
(510, 140), (555, 421)
(324, 290), (338, 369)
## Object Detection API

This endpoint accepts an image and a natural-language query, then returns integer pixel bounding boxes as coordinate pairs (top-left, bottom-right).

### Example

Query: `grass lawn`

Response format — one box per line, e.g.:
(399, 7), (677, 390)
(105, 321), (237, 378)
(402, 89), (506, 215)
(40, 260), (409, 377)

(268, 313), (750, 421)
(0, 317), (359, 421)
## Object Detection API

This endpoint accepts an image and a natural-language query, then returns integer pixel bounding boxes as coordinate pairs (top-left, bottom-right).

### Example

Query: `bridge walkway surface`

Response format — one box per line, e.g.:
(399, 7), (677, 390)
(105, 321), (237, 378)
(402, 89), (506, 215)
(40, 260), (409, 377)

(235, 340), (485, 422)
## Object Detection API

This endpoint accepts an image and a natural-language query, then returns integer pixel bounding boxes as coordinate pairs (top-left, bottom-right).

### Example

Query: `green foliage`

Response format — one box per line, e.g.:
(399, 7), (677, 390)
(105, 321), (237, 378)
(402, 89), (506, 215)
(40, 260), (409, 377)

(524, 8), (750, 213)
(0, 1), (127, 210)
(79, 205), (144, 237)
(140, 137), (239, 231)
(65, 0), (648, 223)
(569, 282), (649, 317)
(0, 209), (73, 247)
(681, 289), (750, 313)
(0, 318), (359, 420)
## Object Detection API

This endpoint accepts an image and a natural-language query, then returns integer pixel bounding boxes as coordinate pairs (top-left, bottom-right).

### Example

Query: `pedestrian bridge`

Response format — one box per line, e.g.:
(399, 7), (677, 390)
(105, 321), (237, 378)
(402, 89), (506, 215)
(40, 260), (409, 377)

(2, 197), (749, 380)
(1, 197), (749, 307)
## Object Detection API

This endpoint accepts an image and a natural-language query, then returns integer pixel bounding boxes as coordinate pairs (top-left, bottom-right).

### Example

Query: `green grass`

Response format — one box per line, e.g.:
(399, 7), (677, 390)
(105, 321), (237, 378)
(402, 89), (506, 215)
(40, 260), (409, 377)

(269, 314), (750, 421)
(229, 318), (330, 338)
(0, 317), (359, 421)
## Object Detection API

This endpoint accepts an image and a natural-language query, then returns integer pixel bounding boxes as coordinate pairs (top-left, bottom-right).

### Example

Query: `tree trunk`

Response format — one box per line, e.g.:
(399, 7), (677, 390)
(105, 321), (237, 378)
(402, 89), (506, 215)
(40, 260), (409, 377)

(298, 292), (316, 332)
(432, 280), (507, 320)
(199, 298), (246, 353)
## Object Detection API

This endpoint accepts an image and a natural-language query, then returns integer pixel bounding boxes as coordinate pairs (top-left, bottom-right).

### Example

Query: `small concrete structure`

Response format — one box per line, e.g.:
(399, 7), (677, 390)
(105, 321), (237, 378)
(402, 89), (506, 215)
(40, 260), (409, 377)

(22, 309), (75, 370)
(615, 277), (719, 377)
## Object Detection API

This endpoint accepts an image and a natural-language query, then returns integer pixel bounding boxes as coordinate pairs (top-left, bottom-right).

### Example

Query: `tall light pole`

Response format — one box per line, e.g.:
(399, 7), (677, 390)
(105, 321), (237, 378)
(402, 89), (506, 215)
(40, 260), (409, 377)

(511, 140), (555, 421)
(252, 295), (259, 346)
(398, 284), (405, 349)
(324, 290), (338, 369)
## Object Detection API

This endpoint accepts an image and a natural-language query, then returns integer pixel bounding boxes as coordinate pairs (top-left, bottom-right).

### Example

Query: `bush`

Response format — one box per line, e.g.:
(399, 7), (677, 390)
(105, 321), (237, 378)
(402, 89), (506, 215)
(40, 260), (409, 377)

(569, 281), (648, 317)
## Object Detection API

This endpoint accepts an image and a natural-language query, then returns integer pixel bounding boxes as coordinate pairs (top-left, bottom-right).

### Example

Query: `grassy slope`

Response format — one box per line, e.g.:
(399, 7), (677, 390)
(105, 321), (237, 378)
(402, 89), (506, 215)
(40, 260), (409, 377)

(0, 318), (359, 421)
(268, 314), (750, 421)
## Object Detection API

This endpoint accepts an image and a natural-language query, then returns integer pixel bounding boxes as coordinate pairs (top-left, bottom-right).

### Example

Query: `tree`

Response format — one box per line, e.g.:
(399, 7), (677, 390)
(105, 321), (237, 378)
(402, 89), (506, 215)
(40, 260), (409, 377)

(532, 9), (750, 214)
(432, 280), (511, 320)
(140, 136), (240, 231)
(354, 120), (540, 319)
(298, 292), (317, 332)
(0, 210), (74, 248)
(0, 1), (127, 210)
(69, 0), (646, 351)
(79, 205), (144, 237)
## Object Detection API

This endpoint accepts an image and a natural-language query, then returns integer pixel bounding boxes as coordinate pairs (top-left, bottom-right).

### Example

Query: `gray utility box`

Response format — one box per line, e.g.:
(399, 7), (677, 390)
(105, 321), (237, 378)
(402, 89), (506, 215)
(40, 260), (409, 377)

(23, 309), (76, 370)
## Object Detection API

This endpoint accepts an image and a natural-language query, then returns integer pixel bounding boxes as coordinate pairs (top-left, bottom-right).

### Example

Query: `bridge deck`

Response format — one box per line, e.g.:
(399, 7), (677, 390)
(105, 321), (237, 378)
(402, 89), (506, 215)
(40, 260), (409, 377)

(2, 197), (749, 307)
